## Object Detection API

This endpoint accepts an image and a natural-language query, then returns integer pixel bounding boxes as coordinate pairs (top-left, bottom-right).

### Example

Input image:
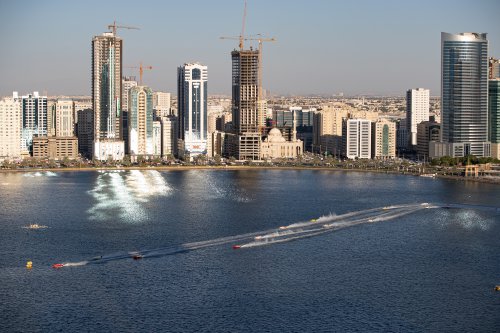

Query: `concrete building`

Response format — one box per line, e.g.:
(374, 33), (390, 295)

(406, 88), (429, 148)
(231, 49), (262, 160)
(416, 121), (441, 159)
(0, 97), (21, 160)
(177, 63), (208, 160)
(313, 106), (348, 156)
(32, 136), (78, 160)
(160, 115), (177, 158)
(371, 119), (396, 159)
(153, 92), (171, 118)
(19, 91), (48, 156)
(342, 119), (371, 159)
(128, 86), (154, 156)
(55, 99), (75, 137)
(92, 31), (124, 160)
(47, 101), (56, 137)
(208, 130), (225, 158)
(152, 120), (162, 157)
(122, 76), (137, 113)
(77, 109), (94, 158)
(490, 57), (500, 79)
(489, 79), (500, 158)
(440, 32), (490, 157)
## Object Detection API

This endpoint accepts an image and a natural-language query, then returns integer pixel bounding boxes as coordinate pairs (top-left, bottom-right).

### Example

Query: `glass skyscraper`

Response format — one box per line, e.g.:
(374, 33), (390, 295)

(489, 79), (500, 144)
(128, 86), (153, 156)
(177, 63), (208, 159)
(20, 92), (47, 154)
(441, 32), (490, 157)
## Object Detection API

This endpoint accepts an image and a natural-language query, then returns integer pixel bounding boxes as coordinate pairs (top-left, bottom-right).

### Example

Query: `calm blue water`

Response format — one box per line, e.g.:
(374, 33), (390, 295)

(0, 169), (499, 332)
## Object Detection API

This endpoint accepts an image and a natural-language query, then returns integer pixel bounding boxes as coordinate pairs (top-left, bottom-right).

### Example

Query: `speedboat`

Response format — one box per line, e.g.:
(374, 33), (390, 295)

(279, 226), (288, 230)
(132, 254), (143, 260)
(23, 224), (48, 230)
(310, 218), (317, 222)
(232, 245), (241, 250)
(52, 263), (64, 269)
(323, 224), (333, 229)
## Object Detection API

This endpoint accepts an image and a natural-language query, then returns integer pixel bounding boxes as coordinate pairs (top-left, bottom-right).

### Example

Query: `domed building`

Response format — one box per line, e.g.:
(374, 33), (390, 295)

(260, 127), (303, 159)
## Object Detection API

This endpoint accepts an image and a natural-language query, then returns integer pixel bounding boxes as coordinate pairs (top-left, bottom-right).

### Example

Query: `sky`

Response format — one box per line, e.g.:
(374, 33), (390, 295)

(0, 0), (499, 97)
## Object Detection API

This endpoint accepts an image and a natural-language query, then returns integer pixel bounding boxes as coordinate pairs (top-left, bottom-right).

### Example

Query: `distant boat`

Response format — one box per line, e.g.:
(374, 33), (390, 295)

(22, 224), (48, 230)
(420, 173), (436, 178)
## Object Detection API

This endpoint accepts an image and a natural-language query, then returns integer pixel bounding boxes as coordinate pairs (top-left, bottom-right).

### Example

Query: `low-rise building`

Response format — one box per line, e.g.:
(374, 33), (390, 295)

(32, 136), (78, 159)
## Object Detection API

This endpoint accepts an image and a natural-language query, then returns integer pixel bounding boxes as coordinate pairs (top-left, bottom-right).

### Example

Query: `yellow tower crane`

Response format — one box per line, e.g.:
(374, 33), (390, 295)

(107, 21), (139, 36)
(125, 63), (153, 86)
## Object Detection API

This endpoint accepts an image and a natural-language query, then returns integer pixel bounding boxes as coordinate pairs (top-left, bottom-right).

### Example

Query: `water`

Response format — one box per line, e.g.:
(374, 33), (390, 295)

(0, 169), (499, 332)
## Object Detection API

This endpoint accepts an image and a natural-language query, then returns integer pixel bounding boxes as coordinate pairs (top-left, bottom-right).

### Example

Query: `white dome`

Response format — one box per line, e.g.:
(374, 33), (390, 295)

(268, 128), (286, 143)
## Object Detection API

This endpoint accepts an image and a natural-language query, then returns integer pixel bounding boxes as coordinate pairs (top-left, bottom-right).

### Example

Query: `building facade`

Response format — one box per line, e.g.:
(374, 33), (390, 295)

(372, 119), (396, 159)
(342, 119), (371, 159)
(177, 63), (208, 160)
(416, 121), (441, 158)
(406, 88), (429, 148)
(231, 49), (262, 160)
(0, 97), (21, 160)
(313, 107), (348, 156)
(441, 32), (490, 157)
(77, 109), (94, 158)
(92, 31), (124, 160)
(128, 86), (154, 156)
(32, 136), (78, 160)
(20, 91), (47, 155)
(490, 57), (500, 79)
(489, 79), (500, 158)
(153, 92), (171, 118)
(160, 115), (177, 158)
(152, 120), (162, 157)
(55, 99), (75, 137)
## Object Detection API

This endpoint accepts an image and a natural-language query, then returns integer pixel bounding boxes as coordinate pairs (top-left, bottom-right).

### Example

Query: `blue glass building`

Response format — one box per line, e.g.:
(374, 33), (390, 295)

(441, 32), (490, 157)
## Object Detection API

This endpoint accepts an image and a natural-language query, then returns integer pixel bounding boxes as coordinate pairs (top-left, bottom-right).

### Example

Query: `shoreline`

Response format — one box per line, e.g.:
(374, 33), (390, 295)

(1, 165), (498, 184)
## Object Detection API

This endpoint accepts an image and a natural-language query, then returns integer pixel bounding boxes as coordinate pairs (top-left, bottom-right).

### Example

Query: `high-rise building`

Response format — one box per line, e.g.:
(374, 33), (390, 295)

(372, 119), (396, 159)
(92, 31), (124, 160)
(160, 115), (177, 158)
(55, 99), (75, 137)
(177, 63), (208, 159)
(152, 120), (162, 157)
(153, 92), (171, 118)
(0, 96), (21, 160)
(77, 109), (94, 158)
(231, 49), (262, 160)
(416, 121), (441, 158)
(440, 32), (490, 157)
(342, 119), (371, 159)
(312, 106), (348, 156)
(20, 91), (47, 155)
(128, 86), (154, 156)
(396, 118), (408, 151)
(489, 79), (500, 158)
(122, 76), (137, 113)
(406, 88), (429, 148)
(489, 57), (500, 79)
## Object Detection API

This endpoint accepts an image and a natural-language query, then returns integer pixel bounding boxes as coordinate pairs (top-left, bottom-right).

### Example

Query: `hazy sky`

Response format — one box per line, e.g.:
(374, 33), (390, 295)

(1, 0), (499, 97)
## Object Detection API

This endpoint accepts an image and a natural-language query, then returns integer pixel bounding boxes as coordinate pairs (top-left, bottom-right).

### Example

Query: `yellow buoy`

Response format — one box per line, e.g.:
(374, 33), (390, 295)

(26, 261), (33, 269)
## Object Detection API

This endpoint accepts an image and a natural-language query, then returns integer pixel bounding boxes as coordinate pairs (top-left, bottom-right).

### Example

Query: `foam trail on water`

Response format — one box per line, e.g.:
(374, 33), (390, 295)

(55, 202), (497, 268)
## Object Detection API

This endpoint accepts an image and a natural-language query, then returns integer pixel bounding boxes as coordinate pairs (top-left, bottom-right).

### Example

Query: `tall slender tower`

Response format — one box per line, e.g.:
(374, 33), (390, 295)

(177, 62), (208, 159)
(441, 32), (490, 157)
(232, 49), (262, 160)
(128, 86), (154, 156)
(92, 31), (124, 160)
(20, 91), (47, 155)
(406, 88), (429, 148)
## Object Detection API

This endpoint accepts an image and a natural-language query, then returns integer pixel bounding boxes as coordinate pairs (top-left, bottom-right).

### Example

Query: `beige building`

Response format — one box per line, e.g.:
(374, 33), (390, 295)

(153, 92), (171, 117)
(32, 136), (78, 160)
(371, 119), (396, 159)
(160, 115), (177, 157)
(55, 99), (75, 137)
(313, 106), (348, 155)
(0, 97), (22, 160)
(260, 128), (303, 160)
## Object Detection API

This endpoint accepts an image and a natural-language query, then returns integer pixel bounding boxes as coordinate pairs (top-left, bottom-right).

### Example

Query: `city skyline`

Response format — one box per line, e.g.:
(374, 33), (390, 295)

(1, 0), (499, 97)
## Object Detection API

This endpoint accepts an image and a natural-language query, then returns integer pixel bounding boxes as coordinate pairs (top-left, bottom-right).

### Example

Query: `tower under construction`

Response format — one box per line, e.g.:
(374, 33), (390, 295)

(231, 48), (263, 160)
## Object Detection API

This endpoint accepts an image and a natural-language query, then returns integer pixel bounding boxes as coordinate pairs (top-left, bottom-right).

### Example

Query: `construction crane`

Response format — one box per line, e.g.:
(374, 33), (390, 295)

(125, 63), (152, 86)
(107, 20), (139, 36)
